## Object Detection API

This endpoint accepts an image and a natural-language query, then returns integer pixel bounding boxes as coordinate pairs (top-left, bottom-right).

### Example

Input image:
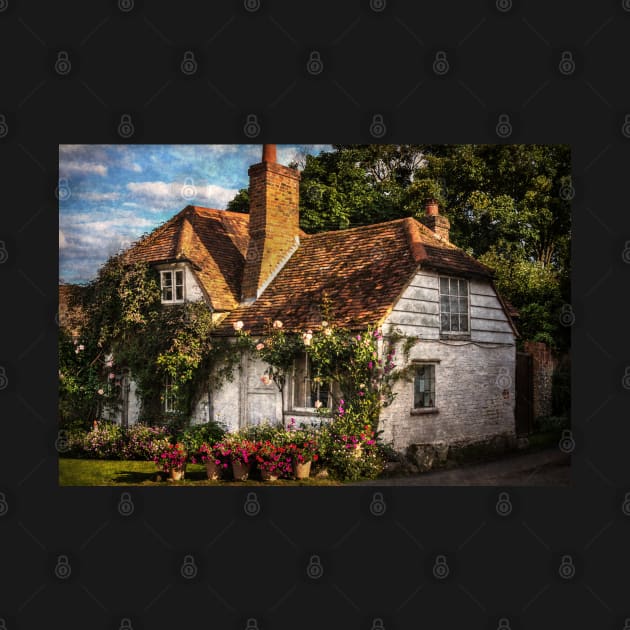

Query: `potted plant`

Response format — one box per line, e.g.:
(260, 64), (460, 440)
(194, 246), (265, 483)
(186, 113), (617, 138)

(255, 440), (293, 481)
(290, 433), (319, 479)
(154, 442), (188, 481)
(198, 442), (230, 480)
(229, 438), (257, 481)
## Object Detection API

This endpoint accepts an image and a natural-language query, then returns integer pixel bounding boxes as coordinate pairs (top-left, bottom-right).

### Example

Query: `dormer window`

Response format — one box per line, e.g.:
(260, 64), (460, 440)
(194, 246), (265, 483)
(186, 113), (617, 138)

(160, 269), (184, 304)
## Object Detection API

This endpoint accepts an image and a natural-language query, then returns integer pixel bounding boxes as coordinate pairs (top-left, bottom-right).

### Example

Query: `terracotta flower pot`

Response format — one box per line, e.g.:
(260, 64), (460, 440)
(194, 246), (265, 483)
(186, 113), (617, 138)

(205, 460), (221, 480)
(260, 468), (279, 481)
(169, 466), (185, 481)
(295, 460), (312, 479)
(231, 460), (251, 481)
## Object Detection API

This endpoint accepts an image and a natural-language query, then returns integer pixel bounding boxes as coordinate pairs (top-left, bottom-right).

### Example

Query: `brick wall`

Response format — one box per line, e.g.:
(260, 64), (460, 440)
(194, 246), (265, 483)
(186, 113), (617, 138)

(523, 340), (557, 419)
(379, 339), (516, 451)
(241, 161), (300, 301)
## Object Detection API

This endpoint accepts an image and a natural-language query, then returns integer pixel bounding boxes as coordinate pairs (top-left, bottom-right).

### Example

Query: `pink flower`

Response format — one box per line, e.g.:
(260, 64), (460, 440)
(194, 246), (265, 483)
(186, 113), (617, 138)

(368, 361), (373, 369)
(356, 334), (361, 341)
(272, 320), (283, 329)
(256, 342), (265, 350)
(233, 320), (244, 331)
(108, 372), (115, 379)
(97, 388), (104, 395)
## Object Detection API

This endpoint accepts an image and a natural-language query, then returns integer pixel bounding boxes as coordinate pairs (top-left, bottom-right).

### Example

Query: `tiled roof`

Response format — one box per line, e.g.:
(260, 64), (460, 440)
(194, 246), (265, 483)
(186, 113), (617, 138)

(216, 217), (494, 335)
(121, 206), (251, 311)
(119, 205), (496, 333)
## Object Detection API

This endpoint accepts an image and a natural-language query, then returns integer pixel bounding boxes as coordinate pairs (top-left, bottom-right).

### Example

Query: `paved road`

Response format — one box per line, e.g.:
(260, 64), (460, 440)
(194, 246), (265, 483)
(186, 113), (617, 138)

(351, 448), (570, 486)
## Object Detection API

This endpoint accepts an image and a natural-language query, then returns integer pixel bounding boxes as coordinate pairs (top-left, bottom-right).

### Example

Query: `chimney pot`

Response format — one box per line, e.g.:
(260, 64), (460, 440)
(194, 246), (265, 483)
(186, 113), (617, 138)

(262, 144), (277, 163)
(425, 199), (439, 216)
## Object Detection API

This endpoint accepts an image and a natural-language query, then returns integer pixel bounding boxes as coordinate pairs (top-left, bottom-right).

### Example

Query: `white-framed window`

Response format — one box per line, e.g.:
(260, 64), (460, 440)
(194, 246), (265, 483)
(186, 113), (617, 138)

(439, 276), (469, 334)
(163, 374), (176, 412)
(413, 364), (436, 409)
(160, 269), (185, 303)
(292, 353), (336, 410)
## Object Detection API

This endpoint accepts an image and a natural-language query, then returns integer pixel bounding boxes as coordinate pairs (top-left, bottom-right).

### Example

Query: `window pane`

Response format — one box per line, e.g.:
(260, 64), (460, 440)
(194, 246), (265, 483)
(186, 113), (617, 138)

(458, 297), (468, 313)
(414, 365), (436, 408)
(175, 285), (183, 300)
(163, 287), (173, 301)
(460, 315), (469, 331)
(440, 313), (449, 331)
(440, 277), (449, 294)
(451, 314), (460, 331)
(175, 270), (183, 285)
(440, 295), (450, 313)
(460, 279), (468, 296)
(162, 272), (172, 287)
(450, 278), (459, 295)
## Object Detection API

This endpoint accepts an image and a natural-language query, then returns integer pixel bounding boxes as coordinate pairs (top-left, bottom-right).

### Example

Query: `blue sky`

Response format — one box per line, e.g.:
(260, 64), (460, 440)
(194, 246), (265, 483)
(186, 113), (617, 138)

(59, 144), (331, 284)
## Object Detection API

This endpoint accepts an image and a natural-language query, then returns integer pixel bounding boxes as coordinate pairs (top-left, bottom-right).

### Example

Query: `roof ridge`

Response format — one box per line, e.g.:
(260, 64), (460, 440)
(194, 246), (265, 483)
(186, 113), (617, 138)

(192, 205), (250, 220)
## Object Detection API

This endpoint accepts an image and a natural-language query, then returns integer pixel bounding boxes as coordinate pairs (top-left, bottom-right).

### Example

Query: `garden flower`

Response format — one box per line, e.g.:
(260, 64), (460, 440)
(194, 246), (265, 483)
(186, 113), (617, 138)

(260, 374), (272, 385)
(108, 372), (115, 379)
(368, 361), (373, 369)
(256, 342), (265, 350)
(97, 388), (104, 395)
(356, 334), (361, 341)
(273, 320), (283, 329)
(233, 320), (244, 331)
(321, 321), (328, 328)
(314, 400), (322, 409)
(302, 330), (313, 346)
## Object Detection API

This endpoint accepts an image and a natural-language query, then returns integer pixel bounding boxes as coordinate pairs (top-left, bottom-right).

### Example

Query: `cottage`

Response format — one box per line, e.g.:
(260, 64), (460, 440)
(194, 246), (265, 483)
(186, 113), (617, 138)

(68, 144), (518, 452)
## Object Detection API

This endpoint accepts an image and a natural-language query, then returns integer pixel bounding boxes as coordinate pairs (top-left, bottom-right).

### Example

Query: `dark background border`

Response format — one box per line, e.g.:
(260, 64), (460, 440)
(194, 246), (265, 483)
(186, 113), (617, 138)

(1, 1), (629, 628)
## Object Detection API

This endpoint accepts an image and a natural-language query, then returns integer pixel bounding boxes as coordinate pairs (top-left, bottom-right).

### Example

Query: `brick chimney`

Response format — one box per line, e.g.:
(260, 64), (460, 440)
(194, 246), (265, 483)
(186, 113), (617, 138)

(241, 144), (301, 302)
(419, 199), (450, 242)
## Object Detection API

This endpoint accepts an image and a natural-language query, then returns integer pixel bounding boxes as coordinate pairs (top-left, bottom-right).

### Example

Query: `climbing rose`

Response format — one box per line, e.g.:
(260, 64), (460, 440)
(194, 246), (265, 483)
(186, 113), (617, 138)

(256, 342), (265, 350)
(233, 320), (244, 331)
(273, 320), (283, 329)
(314, 400), (322, 409)
(97, 388), (104, 395)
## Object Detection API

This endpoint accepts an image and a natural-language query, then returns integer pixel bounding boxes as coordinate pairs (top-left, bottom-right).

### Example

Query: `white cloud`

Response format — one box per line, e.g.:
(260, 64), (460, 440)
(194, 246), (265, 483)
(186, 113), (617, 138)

(77, 191), (121, 201)
(59, 230), (67, 248)
(60, 160), (108, 177)
(125, 180), (238, 210)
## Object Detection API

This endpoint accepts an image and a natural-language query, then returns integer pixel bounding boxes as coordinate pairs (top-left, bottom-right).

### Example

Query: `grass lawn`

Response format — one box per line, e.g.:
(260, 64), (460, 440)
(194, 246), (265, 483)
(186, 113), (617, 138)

(59, 458), (343, 486)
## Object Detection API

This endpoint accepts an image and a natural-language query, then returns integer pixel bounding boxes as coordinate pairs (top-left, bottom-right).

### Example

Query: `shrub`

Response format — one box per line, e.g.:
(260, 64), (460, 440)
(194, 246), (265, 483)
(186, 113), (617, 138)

(176, 421), (227, 458)
(82, 421), (125, 459)
(119, 424), (172, 460)
(316, 421), (385, 481)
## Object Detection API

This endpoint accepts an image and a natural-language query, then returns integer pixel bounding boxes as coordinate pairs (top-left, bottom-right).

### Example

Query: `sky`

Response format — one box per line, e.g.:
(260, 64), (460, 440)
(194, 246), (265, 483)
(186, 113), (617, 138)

(58, 144), (331, 284)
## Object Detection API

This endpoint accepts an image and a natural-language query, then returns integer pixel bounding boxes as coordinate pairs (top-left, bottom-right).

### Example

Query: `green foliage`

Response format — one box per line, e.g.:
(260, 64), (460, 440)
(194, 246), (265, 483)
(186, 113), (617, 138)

(62, 254), (245, 425)
(176, 421), (227, 456)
